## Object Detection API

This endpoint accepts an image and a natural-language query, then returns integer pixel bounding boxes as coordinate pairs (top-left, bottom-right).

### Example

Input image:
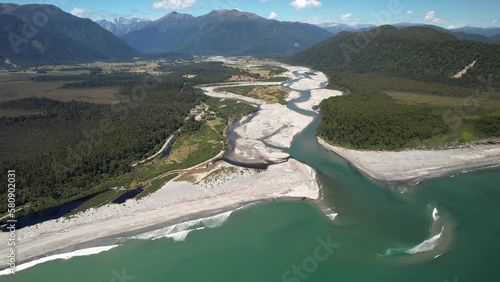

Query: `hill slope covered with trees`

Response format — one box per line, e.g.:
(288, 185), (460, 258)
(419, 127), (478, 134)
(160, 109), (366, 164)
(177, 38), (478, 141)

(290, 26), (500, 150)
(291, 25), (500, 82)
(0, 3), (139, 66)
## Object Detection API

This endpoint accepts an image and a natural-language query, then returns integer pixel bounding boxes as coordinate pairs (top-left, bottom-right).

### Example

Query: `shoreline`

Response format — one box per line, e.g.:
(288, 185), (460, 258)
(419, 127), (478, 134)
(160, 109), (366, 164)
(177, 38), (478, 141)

(1, 195), (314, 271)
(0, 158), (320, 271)
(317, 137), (500, 185)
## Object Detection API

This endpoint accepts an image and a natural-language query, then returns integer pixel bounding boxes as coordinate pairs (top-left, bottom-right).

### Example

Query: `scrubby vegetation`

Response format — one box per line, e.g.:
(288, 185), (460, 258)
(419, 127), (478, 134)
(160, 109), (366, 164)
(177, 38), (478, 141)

(215, 85), (289, 104)
(136, 174), (178, 201)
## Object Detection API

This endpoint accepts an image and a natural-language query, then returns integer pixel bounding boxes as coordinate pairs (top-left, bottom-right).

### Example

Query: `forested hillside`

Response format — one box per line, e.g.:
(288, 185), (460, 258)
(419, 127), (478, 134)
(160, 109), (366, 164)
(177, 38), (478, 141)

(291, 25), (500, 83)
(0, 3), (138, 66)
(0, 14), (107, 65)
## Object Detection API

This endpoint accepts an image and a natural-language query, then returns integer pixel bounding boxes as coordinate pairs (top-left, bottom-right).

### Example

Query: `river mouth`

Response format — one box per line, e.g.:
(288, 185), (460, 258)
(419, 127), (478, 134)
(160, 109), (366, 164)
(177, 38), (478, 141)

(207, 66), (458, 264)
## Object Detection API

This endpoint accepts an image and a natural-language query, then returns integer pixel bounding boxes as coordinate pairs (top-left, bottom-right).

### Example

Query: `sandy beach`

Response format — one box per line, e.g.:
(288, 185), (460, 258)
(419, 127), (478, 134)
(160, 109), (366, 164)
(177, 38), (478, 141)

(318, 137), (500, 183)
(0, 159), (319, 266)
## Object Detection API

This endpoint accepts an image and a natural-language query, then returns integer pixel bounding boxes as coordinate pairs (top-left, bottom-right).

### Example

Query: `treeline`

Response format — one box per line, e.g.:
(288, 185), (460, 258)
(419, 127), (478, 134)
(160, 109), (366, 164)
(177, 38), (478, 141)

(470, 116), (500, 136)
(31, 74), (88, 82)
(325, 72), (500, 99)
(0, 63), (245, 214)
(61, 72), (149, 88)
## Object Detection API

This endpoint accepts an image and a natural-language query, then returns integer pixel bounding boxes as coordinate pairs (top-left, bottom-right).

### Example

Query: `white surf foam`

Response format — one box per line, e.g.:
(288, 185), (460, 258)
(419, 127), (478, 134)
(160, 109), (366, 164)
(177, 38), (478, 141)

(326, 213), (338, 221)
(0, 245), (119, 276)
(132, 210), (234, 241)
(432, 207), (440, 221)
(322, 207), (338, 222)
(162, 227), (206, 242)
(406, 227), (444, 254)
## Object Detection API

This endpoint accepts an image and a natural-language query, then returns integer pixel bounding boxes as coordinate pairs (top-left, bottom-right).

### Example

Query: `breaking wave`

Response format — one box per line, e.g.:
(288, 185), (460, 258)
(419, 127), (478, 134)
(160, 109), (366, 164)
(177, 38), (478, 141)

(0, 245), (119, 276)
(382, 207), (445, 257)
(406, 227), (444, 254)
(131, 209), (235, 241)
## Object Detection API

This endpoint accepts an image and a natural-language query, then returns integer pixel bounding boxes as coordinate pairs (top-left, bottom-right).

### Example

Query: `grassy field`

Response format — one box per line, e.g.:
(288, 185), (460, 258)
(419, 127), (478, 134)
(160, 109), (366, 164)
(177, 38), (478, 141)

(387, 91), (500, 108)
(164, 124), (222, 165)
(0, 73), (120, 104)
(216, 85), (289, 104)
(260, 76), (289, 82)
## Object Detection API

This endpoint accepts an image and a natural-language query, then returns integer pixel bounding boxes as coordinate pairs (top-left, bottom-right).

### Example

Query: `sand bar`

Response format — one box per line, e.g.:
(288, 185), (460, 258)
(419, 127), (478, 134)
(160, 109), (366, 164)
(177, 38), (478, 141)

(318, 137), (500, 183)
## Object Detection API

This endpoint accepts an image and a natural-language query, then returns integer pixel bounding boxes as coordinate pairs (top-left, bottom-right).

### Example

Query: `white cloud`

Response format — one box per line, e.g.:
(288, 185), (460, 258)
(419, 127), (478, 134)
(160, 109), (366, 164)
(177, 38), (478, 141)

(268, 12), (278, 20)
(340, 13), (352, 21)
(424, 10), (435, 20)
(153, 0), (197, 10)
(71, 7), (86, 18)
(448, 24), (465, 29)
(487, 18), (498, 23)
(406, 10), (413, 15)
(424, 10), (450, 23)
(290, 0), (322, 10)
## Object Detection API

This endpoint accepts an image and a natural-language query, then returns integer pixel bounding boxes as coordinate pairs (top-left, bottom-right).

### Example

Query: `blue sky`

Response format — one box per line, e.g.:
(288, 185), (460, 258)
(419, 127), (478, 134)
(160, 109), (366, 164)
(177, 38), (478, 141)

(2, 0), (499, 28)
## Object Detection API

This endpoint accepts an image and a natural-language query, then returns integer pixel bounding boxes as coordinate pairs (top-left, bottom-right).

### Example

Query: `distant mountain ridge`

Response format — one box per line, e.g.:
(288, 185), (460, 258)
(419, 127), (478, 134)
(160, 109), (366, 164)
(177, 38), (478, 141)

(121, 9), (333, 56)
(317, 22), (376, 35)
(316, 22), (500, 44)
(96, 17), (152, 36)
(450, 26), (500, 37)
(0, 3), (138, 65)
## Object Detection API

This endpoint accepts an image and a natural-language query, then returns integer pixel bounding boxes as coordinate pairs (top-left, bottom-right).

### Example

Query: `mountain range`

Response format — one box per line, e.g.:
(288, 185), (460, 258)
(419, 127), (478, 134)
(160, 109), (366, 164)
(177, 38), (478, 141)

(317, 23), (376, 35)
(1, 2), (499, 67)
(120, 10), (333, 56)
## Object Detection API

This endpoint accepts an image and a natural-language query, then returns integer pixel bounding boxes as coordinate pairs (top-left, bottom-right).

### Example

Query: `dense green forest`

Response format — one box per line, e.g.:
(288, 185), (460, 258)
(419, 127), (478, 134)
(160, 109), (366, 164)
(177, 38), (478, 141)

(0, 62), (247, 214)
(317, 73), (500, 150)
